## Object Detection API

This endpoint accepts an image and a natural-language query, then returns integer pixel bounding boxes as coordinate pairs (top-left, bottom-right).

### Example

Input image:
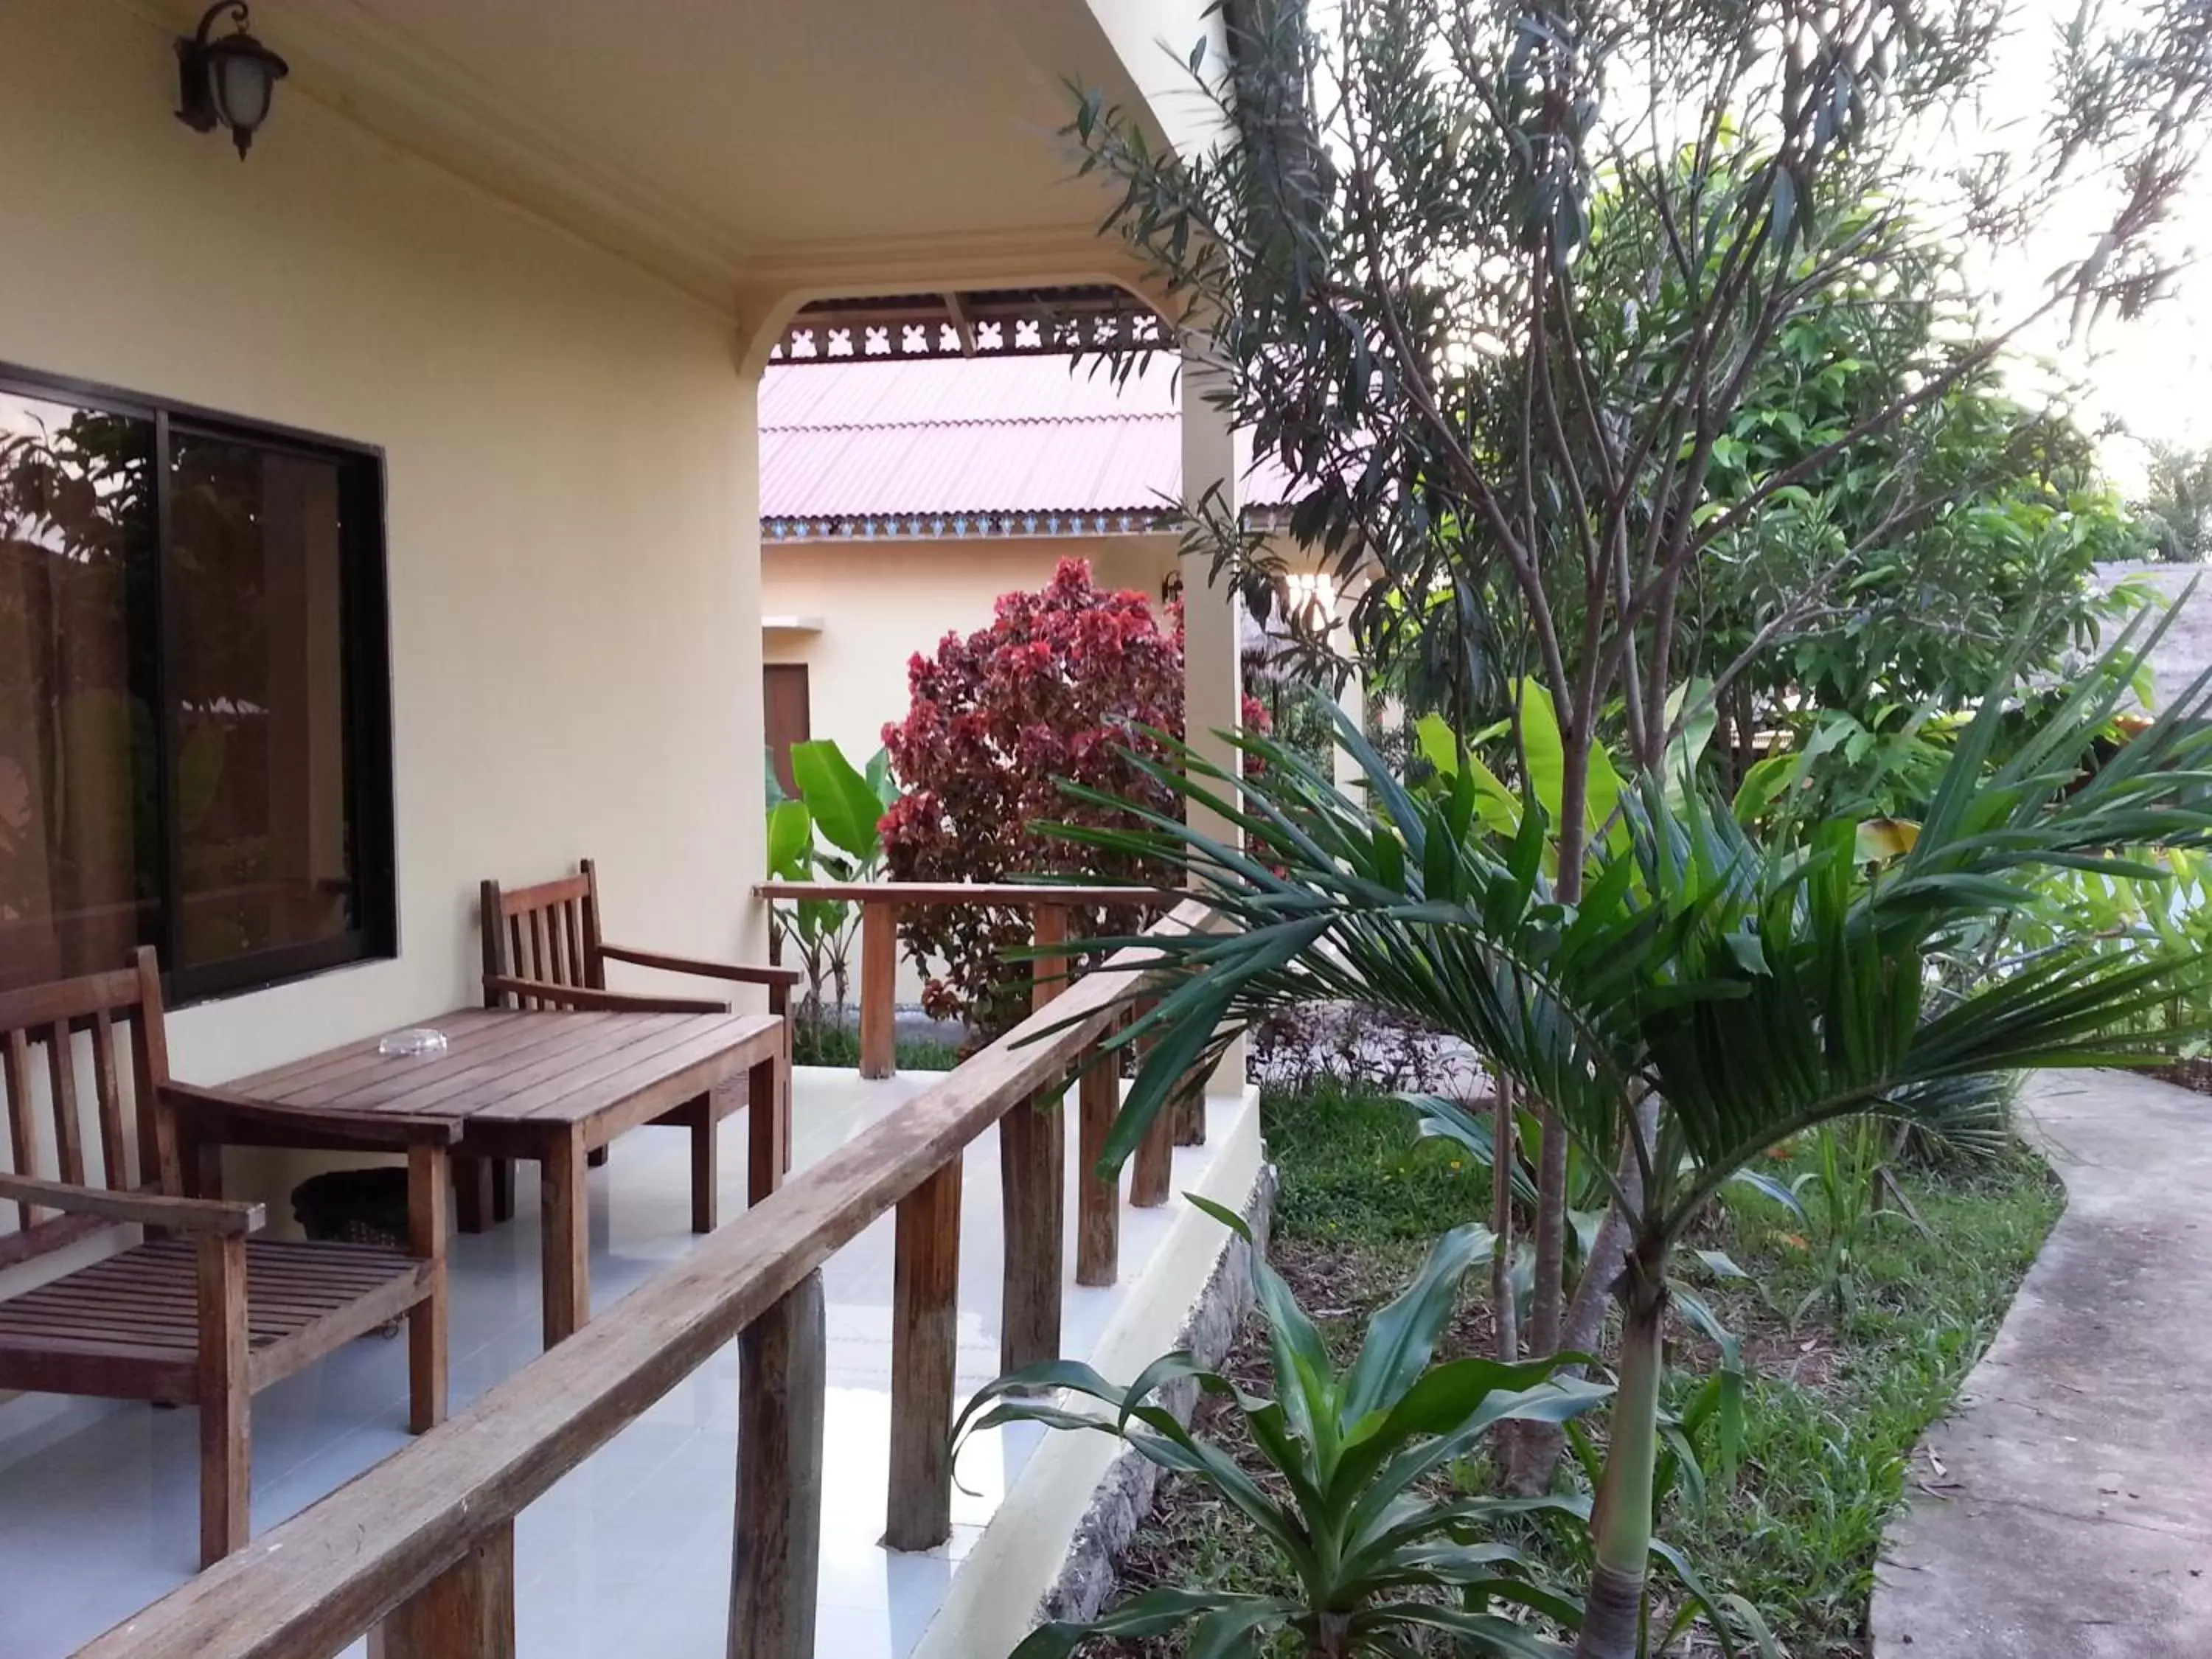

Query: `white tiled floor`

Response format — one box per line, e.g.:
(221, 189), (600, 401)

(0, 1067), (1245, 1659)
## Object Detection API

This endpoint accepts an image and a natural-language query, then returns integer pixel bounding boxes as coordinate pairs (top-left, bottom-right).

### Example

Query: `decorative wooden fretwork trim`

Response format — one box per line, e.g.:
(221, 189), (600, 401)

(761, 504), (1291, 543)
(768, 286), (1170, 364)
(763, 509), (1169, 543)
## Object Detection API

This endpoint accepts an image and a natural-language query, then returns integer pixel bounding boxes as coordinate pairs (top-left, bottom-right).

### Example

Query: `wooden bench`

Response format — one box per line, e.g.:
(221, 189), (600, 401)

(0, 948), (454, 1568)
(462, 859), (798, 1230)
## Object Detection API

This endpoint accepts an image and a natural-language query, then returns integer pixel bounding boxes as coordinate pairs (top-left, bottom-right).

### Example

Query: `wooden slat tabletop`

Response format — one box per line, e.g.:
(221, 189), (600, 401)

(229, 1010), (780, 1126)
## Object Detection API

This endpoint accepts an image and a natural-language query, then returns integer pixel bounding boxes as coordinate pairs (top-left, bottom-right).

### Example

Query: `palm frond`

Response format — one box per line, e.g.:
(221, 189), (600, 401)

(1043, 630), (2212, 1248)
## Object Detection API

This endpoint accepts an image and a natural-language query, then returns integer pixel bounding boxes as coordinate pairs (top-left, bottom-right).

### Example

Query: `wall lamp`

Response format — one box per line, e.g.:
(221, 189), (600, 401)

(175, 2), (289, 160)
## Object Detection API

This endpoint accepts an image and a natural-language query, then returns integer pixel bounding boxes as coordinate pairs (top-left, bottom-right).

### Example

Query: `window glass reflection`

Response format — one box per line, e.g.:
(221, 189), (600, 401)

(167, 435), (358, 967)
(0, 393), (159, 989)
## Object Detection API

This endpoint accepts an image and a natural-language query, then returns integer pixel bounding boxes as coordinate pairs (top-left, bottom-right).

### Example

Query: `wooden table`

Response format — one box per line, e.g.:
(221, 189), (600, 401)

(226, 1008), (787, 1348)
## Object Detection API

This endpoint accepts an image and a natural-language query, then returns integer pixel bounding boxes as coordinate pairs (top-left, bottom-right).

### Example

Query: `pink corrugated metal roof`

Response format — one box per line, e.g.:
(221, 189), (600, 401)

(759, 355), (1292, 521)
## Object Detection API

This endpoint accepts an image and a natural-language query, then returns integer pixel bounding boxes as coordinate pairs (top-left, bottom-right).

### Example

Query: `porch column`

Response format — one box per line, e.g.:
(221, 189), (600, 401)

(735, 357), (776, 972)
(1331, 582), (1367, 798)
(1180, 352), (1247, 1102)
(1180, 356), (1245, 844)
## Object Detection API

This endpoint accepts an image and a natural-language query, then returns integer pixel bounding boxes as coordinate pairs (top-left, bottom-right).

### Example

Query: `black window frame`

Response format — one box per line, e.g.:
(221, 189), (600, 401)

(0, 360), (398, 1006)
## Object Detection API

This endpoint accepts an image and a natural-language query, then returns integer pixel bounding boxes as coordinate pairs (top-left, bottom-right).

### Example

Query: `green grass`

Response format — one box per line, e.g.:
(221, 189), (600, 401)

(1103, 1081), (2062, 1658)
(1666, 1152), (2062, 1651)
(1266, 1076), (1488, 1243)
(789, 1023), (964, 1071)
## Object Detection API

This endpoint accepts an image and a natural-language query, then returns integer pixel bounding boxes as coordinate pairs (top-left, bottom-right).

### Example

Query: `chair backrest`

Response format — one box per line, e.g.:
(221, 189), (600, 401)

(480, 860), (605, 1009)
(0, 947), (173, 1268)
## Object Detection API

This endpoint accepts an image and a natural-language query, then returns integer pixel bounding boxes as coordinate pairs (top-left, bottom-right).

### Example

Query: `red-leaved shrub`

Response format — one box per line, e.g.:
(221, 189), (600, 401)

(879, 557), (1265, 1038)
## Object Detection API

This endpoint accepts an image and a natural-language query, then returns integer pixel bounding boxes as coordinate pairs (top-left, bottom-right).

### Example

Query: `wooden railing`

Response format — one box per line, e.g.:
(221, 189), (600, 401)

(77, 899), (1208, 1659)
(754, 880), (1166, 1080)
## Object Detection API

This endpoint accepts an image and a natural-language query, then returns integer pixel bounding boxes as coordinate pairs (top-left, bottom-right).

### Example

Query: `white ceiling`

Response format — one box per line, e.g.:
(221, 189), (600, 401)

(221, 0), (1208, 306)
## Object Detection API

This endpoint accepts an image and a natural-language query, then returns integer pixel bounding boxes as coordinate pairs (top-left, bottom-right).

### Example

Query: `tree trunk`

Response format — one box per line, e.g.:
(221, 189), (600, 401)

(1553, 723), (1591, 906)
(1573, 1271), (1666, 1659)
(1312, 1612), (1353, 1658)
(1730, 682), (1758, 794)
(1528, 1107), (1568, 1357)
(1508, 1091), (1658, 1493)
(1509, 721), (1586, 1493)
(1492, 1077), (1518, 1364)
(1561, 1088), (1657, 1352)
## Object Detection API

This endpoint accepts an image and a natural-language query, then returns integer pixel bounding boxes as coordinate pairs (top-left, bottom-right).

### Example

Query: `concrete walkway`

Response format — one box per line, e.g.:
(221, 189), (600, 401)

(1872, 1070), (2212, 1658)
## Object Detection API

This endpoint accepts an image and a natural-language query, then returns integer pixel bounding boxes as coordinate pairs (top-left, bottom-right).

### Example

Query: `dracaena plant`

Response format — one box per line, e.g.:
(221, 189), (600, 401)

(958, 1200), (1610, 1658)
(1047, 618), (2212, 1659)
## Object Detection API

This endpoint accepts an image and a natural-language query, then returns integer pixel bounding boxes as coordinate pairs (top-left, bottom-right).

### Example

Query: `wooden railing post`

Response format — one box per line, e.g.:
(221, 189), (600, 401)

(1001, 902), (1068, 1370)
(999, 1093), (1064, 1373)
(886, 1158), (962, 1550)
(1076, 1023), (1122, 1287)
(1031, 904), (1068, 1011)
(1174, 1074), (1207, 1147)
(1129, 998), (1172, 1209)
(731, 1270), (825, 1659)
(859, 902), (899, 1079)
(369, 1521), (516, 1659)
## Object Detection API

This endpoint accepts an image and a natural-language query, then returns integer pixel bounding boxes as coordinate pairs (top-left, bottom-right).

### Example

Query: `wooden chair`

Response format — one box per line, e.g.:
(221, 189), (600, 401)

(0, 948), (454, 1568)
(464, 859), (797, 1231)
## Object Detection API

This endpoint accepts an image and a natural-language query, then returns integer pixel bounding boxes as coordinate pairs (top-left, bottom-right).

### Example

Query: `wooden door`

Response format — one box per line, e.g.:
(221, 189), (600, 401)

(764, 665), (810, 796)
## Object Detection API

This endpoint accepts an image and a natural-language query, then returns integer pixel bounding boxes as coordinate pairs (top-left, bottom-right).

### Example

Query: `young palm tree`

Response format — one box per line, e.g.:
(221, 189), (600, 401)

(1056, 628), (2212, 1658)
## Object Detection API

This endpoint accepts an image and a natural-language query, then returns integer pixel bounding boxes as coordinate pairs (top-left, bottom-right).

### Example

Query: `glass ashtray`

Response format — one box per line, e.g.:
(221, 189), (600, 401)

(378, 1027), (450, 1059)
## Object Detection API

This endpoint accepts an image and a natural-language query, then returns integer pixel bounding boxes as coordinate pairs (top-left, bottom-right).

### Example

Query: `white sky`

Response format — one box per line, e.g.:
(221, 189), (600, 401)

(1304, 0), (2211, 483)
(1954, 0), (2212, 484)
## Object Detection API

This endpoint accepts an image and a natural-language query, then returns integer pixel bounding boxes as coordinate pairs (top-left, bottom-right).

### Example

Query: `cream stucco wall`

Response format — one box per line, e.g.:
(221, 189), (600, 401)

(762, 535), (1178, 766)
(0, 2), (766, 1214)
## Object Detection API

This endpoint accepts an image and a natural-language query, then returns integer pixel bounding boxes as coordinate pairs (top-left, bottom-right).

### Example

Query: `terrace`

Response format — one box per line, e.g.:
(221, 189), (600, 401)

(3, 905), (1260, 1659)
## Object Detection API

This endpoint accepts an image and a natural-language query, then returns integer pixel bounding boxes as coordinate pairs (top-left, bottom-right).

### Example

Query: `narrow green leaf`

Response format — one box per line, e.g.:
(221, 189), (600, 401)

(1341, 1222), (1486, 1427)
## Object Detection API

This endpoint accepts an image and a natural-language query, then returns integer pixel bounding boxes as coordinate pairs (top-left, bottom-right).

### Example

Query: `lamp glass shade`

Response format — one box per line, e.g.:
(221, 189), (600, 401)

(209, 46), (277, 133)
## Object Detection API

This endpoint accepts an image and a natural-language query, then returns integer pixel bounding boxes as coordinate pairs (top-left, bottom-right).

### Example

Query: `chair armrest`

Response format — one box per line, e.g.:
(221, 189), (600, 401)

(483, 974), (729, 1015)
(160, 1082), (463, 1150)
(597, 945), (803, 990)
(0, 1171), (263, 1235)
